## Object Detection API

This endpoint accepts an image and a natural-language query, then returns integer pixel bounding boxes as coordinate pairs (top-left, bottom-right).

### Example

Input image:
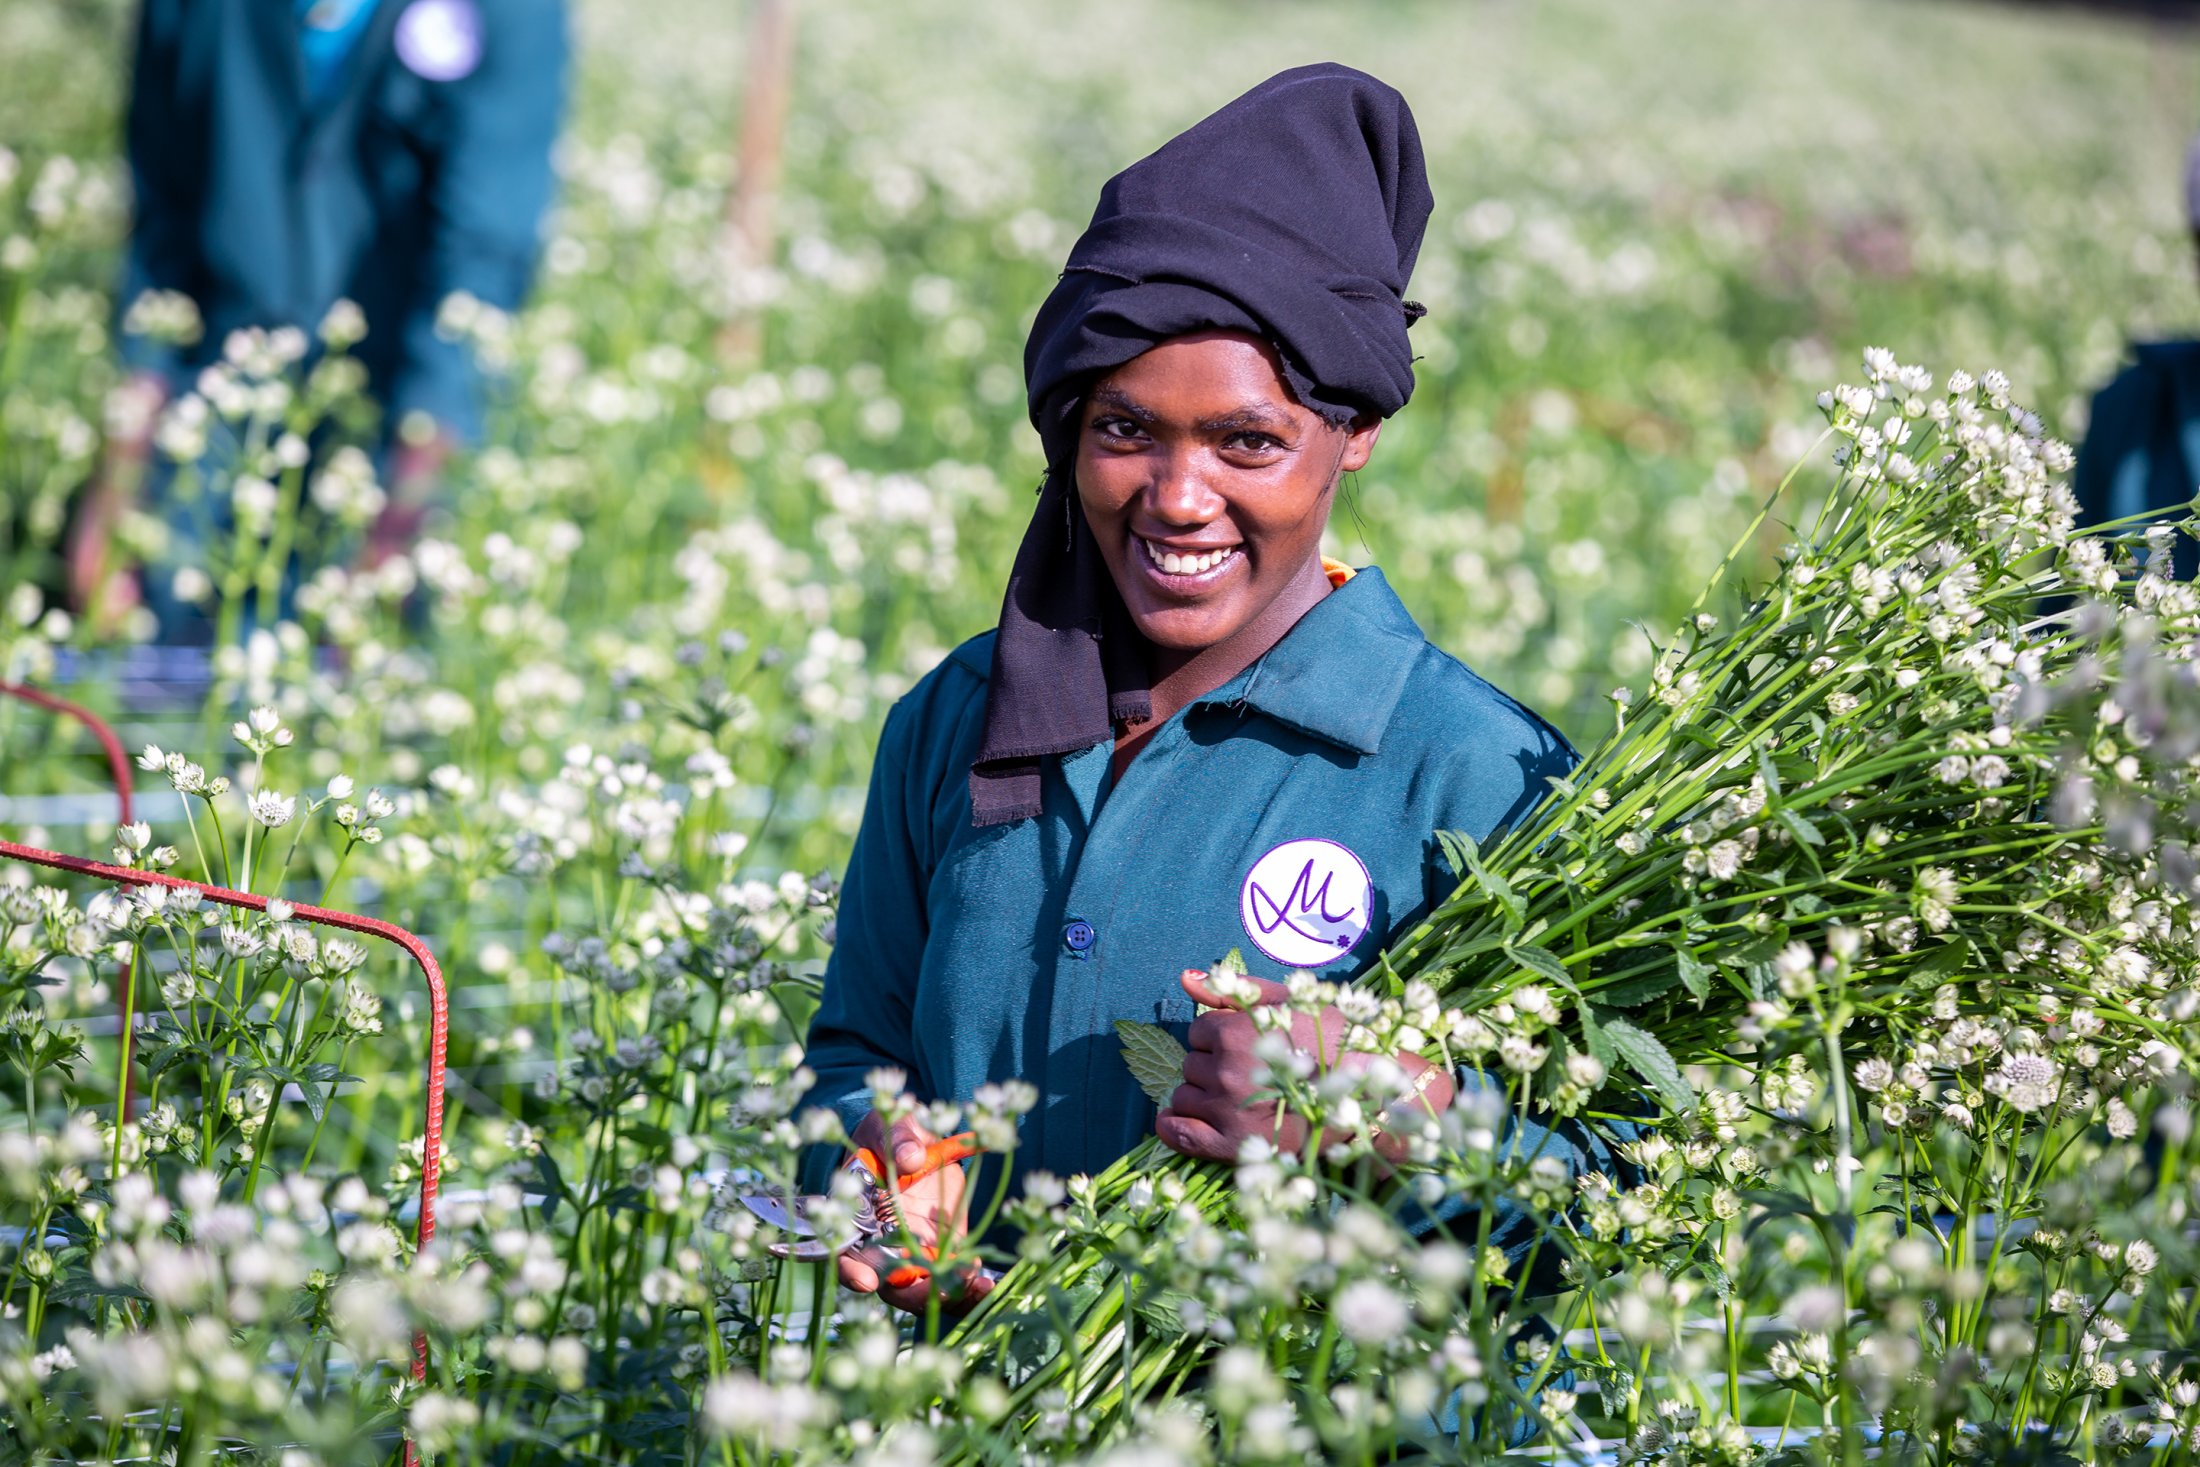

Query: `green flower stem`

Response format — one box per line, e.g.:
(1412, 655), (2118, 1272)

(202, 795), (234, 892)
(110, 936), (141, 1173)
(252, 457), (309, 621)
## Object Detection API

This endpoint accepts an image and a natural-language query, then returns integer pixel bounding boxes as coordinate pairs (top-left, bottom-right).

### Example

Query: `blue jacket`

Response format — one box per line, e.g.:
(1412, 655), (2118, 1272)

(122, 0), (567, 441)
(803, 568), (1623, 1272)
(2073, 340), (2200, 579)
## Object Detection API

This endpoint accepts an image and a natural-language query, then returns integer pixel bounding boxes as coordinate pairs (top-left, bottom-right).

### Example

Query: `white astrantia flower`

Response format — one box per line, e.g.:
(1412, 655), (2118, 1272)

(318, 938), (366, 976)
(249, 790), (297, 828)
(1326, 1278), (1406, 1346)
(1497, 1035), (1547, 1073)
(699, 1372), (830, 1447)
(1986, 1053), (2062, 1114)
(1704, 839), (1745, 882)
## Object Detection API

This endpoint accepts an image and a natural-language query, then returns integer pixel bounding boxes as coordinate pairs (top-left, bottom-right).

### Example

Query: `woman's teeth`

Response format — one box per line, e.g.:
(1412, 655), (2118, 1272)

(1141, 538), (1237, 576)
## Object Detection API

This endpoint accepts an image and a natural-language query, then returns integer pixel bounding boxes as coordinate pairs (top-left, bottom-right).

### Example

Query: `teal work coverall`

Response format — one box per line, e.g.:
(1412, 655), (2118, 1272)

(2074, 341), (2200, 580)
(801, 567), (1629, 1282)
(122, 0), (567, 442)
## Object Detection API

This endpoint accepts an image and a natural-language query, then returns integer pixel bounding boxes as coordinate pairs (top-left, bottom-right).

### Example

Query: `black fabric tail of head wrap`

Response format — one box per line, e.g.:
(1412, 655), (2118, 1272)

(970, 388), (1152, 827)
(969, 62), (1432, 827)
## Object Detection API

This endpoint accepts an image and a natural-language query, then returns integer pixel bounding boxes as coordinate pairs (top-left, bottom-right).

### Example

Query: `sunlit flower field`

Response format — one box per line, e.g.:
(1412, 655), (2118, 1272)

(2, 1), (2199, 1462)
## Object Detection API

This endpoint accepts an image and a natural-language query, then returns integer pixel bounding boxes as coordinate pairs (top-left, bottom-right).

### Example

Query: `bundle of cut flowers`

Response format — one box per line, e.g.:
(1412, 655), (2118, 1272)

(755, 354), (2200, 1465)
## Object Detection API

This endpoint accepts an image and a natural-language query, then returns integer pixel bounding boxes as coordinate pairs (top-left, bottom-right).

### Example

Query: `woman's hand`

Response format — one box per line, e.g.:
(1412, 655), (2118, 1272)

(1155, 967), (1455, 1164)
(1155, 968), (1335, 1159)
(66, 373), (166, 635)
(836, 1110), (995, 1316)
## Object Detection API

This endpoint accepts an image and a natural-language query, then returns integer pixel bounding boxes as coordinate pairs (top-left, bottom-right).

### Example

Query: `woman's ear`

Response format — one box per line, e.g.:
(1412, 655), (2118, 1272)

(1339, 414), (1382, 474)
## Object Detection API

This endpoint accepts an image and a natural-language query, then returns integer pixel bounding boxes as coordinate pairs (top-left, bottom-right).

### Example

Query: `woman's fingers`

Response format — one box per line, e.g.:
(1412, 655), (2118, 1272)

(845, 1241), (994, 1316)
(879, 1262), (990, 1317)
(878, 1277), (934, 1313)
(891, 1173), (966, 1246)
(1179, 965), (1291, 1012)
(869, 1244), (934, 1313)
(838, 1245), (886, 1294)
(1180, 1048), (1224, 1092)
(1155, 1107), (1235, 1160)
(887, 1114), (941, 1176)
(850, 1109), (889, 1155)
(1186, 1007), (1259, 1056)
(848, 1107), (946, 1179)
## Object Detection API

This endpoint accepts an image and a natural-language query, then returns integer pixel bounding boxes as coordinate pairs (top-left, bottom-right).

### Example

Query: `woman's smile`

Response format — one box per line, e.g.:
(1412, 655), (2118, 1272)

(1134, 533), (1242, 589)
(1074, 331), (1380, 656)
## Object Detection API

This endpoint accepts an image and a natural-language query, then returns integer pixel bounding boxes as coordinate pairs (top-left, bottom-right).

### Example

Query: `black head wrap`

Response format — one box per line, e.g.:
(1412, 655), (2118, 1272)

(969, 63), (1434, 826)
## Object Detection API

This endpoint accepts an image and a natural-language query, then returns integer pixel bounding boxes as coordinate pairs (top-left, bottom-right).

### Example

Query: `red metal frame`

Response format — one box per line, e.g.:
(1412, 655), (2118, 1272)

(0, 682), (446, 1448)
(1, 682), (138, 1114)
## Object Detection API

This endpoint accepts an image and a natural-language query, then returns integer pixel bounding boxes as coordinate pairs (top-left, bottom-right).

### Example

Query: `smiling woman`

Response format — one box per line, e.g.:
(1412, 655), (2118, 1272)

(795, 63), (1609, 1337)
(1075, 331), (1380, 775)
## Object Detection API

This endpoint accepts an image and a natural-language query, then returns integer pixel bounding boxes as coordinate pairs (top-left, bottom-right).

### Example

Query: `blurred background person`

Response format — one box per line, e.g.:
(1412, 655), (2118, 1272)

(2072, 131), (2200, 582)
(67, 0), (568, 640)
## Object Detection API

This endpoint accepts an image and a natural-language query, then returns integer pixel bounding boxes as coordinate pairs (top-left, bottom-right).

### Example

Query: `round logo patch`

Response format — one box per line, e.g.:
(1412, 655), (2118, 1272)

(394, 0), (484, 81)
(1239, 838), (1372, 969)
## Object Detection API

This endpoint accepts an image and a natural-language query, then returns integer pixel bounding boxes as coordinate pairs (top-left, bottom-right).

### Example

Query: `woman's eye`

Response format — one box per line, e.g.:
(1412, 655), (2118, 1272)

(1093, 417), (1144, 441)
(1225, 432), (1284, 455)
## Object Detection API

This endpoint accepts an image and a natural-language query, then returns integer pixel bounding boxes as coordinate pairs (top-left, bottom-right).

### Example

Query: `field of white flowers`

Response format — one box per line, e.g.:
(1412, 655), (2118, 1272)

(3, 1), (2200, 1462)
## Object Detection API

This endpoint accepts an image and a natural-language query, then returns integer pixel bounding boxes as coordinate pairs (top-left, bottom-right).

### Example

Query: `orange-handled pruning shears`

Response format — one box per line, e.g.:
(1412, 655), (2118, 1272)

(850, 1131), (982, 1190)
(736, 1132), (983, 1287)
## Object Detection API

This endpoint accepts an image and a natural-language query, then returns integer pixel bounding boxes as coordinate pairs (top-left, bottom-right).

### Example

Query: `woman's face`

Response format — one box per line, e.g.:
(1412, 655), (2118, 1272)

(1076, 330), (1380, 653)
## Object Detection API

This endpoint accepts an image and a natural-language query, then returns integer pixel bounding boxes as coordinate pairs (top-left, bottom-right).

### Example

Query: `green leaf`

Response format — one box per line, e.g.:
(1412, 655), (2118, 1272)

(1913, 941), (1970, 978)
(1115, 1020), (1190, 1108)
(48, 1275), (149, 1306)
(1371, 950), (1406, 1000)
(530, 1151), (568, 1222)
(1718, 933), (1787, 967)
(1602, 1016), (1696, 1114)
(1211, 948), (1249, 982)
(1434, 829), (1477, 881)
(1674, 947), (1711, 1003)
(1437, 830), (1526, 932)
(1593, 969), (1681, 1008)
(1740, 1188), (1828, 1238)
(140, 1038), (202, 1080)
(769, 979), (821, 1039)
(1579, 1005), (1616, 1070)
(1777, 808), (1825, 847)
(1134, 1286), (1197, 1338)
(1428, 932), (1508, 970)
(1505, 943), (1576, 992)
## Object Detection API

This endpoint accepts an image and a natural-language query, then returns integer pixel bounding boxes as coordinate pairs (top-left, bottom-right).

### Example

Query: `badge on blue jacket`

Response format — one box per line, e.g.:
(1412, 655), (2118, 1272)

(394, 0), (483, 80)
(1240, 838), (1372, 968)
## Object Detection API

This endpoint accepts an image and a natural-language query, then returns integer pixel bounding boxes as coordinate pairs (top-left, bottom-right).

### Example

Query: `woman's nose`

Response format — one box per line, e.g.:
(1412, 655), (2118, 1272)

(1143, 450), (1224, 526)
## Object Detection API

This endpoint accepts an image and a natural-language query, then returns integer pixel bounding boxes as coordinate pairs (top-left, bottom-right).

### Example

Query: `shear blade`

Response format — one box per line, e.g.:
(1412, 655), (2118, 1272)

(736, 1190), (820, 1236)
(768, 1238), (837, 1263)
